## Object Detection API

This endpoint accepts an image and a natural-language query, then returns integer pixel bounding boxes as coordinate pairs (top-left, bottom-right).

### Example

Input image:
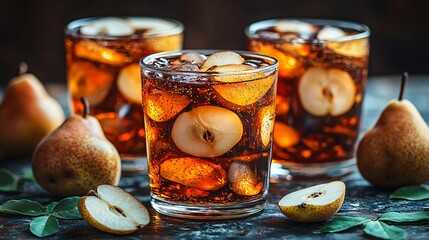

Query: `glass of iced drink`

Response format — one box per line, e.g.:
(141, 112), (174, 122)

(140, 50), (278, 219)
(65, 17), (183, 173)
(245, 19), (370, 179)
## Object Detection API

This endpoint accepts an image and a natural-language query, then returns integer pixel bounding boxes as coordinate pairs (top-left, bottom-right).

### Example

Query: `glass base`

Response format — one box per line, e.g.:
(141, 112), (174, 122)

(270, 158), (356, 181)
(121, 156), (147, 175)
(151, 195), (267, 220)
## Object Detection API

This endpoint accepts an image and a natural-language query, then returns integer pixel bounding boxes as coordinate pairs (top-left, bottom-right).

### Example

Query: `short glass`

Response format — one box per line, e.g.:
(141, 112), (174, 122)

(245, 19), (370, 179)
(65, 17), (184, 173)
(140, 50), (278, 219)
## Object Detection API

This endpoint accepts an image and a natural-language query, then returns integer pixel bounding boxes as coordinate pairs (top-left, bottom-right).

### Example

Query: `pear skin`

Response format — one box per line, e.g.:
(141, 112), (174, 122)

(32, 114), (121, 196)
(0, 74), (65, 156)
(357, 99), (429, 189)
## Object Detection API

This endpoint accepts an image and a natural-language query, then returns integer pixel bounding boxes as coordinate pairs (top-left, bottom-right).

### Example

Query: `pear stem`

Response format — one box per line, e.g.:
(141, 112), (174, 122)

(399, 72), (408, 101)
(80, 97), (89, 118)
(19, 62), (28, 75)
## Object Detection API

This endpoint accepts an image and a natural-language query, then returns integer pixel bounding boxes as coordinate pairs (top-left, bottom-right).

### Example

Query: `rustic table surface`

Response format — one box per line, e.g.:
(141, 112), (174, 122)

(1, 75), (428, 239)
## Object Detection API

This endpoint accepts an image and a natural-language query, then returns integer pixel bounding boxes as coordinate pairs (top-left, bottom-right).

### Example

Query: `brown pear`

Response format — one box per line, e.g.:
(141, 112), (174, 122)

(0, 63), (65, 156)
(357, 73), (429, 189)
(32, 98), (121, 196)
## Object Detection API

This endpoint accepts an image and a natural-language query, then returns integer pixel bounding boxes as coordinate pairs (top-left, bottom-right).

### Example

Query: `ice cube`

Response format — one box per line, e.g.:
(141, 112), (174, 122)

(145, 89), (191, 122)
(80, 17), (134, 36)
(179, 52), (207, 66)
(173, 63), (200, 72)
(200, 51), (244, 71)
(160, 157), (228, 191)
(274, 20), (316, 35)
(228, 161), (262, 196)
(317, 27), (346, 40)
(68, 61), (113, 106)
(126, 17), (177, 35)
(117, 63), (142, 104)
(74, 40), (131, 66)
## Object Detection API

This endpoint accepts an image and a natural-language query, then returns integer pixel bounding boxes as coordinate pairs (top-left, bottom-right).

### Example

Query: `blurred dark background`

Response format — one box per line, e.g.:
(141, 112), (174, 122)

(0, 0), (428, 86)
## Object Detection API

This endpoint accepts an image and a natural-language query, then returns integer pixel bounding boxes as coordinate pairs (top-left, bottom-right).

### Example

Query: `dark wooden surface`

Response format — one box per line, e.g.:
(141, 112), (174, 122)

(1, 75), (429, 239)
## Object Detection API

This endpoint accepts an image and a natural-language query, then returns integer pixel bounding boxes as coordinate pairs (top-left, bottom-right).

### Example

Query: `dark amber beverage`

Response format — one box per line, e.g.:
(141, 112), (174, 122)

(141, 50), (278, 219)
(246, 19), (370, 178)
(65, 17), (183, 172)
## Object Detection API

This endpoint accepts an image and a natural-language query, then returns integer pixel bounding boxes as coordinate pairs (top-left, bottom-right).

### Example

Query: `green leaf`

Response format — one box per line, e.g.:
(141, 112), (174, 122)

(20, 170), (35, 181)
(50, 196), (81, 219)
(45, 201), (59, 214)
(320, 216), (370, 233)
(363, 221), (407, 240)
(0, 199), (46, 216)
(0, 168), (19, 191)
(379, 212), (429, 223)
(390, 185), (429, 201)
(30, 215), (59, 237)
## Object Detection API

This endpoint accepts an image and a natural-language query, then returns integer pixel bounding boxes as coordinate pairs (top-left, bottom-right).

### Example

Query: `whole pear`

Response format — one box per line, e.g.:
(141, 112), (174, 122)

(357, 73), (429, 189)
(0, 63), (65, 156)
(32, 98), (121, 196)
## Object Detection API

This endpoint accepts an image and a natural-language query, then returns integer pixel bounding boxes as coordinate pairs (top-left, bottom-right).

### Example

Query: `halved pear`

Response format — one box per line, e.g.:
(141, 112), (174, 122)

(68, 61), (113, 106)
(78, 185), (150, 235)
(255, 104), (276, 147)
(117, 63), (142, 104)
(200, 51), (244, 71)
(171, 106), (243, 157)
(145, 89), (191, 122)
(160, 157), (228, 191)
(278, 181), (346, 222)
(298, 67), (356, 116)
(211, 64), (275, 106)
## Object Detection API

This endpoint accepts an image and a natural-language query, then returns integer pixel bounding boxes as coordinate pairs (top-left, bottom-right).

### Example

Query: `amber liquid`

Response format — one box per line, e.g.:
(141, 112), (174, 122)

(142, 56), (277, 203)
(248, 28), (369, 166)
(65, 32), (182, 158)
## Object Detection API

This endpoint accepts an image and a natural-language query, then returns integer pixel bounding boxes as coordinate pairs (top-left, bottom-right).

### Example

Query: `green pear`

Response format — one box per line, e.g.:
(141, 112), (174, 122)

(0, 63), (65, 156)
(357, 73), (429, 189)
(32, 98), (121, 196)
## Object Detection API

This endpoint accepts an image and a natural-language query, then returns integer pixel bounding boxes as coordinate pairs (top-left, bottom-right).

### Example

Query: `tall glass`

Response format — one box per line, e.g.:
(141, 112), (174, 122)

(65, 17), (183, 173)
(141, 50), (278, 219)
(246, 19), (370, 179)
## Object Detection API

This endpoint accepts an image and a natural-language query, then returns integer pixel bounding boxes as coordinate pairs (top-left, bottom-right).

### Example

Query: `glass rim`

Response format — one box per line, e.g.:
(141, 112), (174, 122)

(64, 16), (184, 40)
(245, 18), (370, 43)
(140, 50), (279, 77)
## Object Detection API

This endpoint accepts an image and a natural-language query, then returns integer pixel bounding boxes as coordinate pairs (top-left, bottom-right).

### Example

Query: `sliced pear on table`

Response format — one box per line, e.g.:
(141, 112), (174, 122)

(79, 185), (150, 235)
(278, 181), (346, 222)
